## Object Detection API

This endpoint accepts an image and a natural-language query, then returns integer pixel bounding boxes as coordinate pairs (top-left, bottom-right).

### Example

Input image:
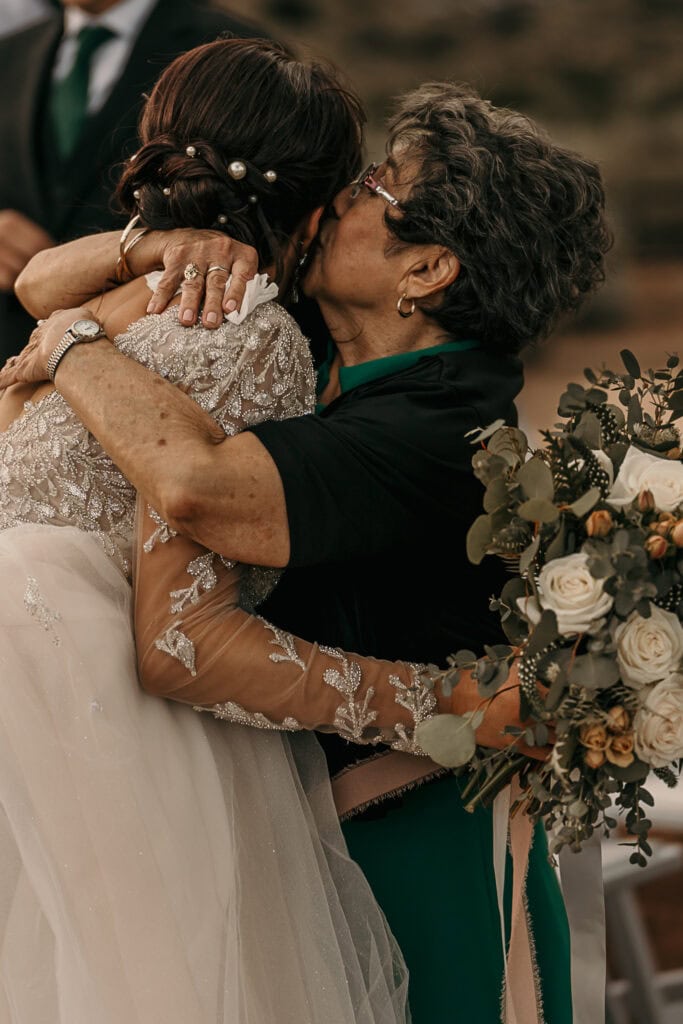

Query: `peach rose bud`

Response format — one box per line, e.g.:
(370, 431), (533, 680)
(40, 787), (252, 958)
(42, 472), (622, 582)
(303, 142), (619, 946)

(586, 509), (613, 538)
(579, 722), (609, 750)
(638, 489), (655, 512)
(606, 705), (630, 733)
(584, 748), (606, 769)
(605, 733), (635, 768)
(671, 520), (683, 548)
(645, 534), (669, 559)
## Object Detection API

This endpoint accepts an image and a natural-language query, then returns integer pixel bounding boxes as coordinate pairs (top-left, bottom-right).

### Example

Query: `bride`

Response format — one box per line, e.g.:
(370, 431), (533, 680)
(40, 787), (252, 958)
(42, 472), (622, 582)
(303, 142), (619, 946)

(0, 38), (409, 1023)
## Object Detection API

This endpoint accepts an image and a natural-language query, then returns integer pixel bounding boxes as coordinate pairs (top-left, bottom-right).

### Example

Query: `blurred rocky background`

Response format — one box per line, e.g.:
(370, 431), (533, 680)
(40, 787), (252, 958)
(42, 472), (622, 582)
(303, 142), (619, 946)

(219, 0), (683, 443)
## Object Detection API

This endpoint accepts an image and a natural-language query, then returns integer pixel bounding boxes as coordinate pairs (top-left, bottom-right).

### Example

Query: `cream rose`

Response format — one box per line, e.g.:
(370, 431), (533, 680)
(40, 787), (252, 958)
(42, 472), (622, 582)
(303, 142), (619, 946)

(634, 675), (683, 767)
(615, 604), (683, 689)
(607, 446), (683, 513)
(517, 552), (613, 635)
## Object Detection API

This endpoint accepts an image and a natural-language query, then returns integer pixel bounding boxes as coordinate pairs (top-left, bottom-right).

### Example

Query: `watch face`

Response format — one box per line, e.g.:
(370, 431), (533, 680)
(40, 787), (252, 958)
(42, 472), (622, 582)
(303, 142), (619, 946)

(72, 318), (102, 338)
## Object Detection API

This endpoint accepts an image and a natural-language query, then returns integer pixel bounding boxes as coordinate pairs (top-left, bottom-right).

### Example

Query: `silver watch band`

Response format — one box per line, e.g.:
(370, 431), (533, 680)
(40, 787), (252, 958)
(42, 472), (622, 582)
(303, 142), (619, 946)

(46, 328), (104, 383)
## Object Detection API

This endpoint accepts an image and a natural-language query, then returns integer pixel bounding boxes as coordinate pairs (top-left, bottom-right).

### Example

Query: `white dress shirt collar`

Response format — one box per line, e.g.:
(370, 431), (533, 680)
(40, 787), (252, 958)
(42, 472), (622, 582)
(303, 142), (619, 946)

(55, 0), (159, 115)
(63, 0), (158, 46)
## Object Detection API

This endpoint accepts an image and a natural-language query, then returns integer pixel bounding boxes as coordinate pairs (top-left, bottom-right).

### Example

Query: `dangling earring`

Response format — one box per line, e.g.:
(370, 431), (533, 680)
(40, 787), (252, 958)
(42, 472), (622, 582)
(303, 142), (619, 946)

(397, 292), (416, 318)
(291, 248), (309, 304)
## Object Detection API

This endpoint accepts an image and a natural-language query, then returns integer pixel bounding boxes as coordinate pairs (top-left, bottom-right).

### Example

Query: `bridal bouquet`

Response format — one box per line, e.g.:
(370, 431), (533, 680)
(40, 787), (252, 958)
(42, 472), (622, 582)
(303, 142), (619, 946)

(417, 351), (683, 862)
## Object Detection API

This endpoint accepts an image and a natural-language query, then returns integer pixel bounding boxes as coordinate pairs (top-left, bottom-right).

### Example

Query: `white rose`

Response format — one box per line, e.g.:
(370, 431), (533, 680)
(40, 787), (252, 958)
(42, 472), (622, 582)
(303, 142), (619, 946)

(615, 604), (683, 688)
(517, 552), (613, 635)
(634, 674), (683, 767)
(607, 446), (683, 513)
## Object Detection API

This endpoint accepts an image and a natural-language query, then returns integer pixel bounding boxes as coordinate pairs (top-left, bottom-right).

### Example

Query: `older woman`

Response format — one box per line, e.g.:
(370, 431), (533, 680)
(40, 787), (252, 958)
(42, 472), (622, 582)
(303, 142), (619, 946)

(6, 82), (610, 1022)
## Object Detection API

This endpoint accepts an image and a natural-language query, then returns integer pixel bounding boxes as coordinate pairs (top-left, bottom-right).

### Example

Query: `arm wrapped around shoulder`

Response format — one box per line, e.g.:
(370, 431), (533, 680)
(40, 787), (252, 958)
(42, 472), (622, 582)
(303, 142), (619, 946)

(134, 504), (451, 754)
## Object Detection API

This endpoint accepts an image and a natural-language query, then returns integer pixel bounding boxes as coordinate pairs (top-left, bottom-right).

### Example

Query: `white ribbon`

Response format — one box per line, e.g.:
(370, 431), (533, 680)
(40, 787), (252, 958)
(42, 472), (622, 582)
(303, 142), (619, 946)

(558, 833), (606, 1024)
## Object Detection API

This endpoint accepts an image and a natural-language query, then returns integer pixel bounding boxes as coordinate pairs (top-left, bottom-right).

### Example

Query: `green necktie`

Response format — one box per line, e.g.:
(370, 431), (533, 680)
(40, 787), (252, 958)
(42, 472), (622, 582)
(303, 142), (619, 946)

(50, 24), (116, 161)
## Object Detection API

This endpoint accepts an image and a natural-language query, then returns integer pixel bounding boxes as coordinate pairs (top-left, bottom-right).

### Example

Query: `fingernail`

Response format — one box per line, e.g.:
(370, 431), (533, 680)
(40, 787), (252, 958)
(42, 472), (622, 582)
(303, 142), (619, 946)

(147, 300), (157, 313)
(206, 311), (218, 326)
(225, 299), (237, 313)
(181, 309), (194, 324)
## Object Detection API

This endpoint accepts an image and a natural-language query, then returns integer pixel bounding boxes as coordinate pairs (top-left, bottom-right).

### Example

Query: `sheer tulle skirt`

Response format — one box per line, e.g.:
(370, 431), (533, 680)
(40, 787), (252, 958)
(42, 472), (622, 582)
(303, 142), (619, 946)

(0, 524), (409, 1023)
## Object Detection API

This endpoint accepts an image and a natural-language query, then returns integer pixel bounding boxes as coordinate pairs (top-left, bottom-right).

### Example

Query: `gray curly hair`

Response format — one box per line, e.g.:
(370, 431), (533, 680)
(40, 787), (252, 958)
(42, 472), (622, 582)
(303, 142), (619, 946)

(385, 83), (611, 353)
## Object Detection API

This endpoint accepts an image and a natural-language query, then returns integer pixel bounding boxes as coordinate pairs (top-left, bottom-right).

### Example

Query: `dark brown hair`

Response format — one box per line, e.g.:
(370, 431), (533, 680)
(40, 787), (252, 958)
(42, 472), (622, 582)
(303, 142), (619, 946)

(384, 82), (611, 353)
(117, 38), (364, 269)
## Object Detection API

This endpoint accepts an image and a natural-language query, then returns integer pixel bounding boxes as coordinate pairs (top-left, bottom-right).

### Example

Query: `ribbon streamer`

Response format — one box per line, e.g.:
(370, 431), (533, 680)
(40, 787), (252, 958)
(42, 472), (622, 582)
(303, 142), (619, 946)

(493, 783), (544, 1024)
(559, 833), (605, 1024)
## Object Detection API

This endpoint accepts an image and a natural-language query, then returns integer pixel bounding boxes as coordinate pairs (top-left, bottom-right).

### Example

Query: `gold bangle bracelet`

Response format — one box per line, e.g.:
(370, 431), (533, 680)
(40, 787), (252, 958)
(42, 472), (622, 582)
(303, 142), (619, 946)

(115, 215), (142, 284)
(122, 226), (149, 277)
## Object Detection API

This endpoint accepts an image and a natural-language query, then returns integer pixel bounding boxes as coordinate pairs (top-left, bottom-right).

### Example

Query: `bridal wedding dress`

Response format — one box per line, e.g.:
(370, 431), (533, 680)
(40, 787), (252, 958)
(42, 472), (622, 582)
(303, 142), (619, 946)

(0, 281), (409, 1023)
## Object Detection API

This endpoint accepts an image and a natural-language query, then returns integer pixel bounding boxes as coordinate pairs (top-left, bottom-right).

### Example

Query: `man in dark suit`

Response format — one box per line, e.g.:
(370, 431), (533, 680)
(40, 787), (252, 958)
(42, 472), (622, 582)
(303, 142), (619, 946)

(0, 0), (260, 362)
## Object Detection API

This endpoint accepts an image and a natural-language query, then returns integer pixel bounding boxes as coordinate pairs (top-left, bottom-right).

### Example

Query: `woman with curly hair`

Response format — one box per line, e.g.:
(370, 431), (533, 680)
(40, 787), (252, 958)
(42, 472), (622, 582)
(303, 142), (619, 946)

(6, 80), (610, 1022)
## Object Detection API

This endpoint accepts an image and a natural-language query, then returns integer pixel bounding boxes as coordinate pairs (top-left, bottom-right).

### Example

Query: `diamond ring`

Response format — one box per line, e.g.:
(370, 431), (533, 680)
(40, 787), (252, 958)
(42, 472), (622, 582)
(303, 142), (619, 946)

(183, 262), (204, 282)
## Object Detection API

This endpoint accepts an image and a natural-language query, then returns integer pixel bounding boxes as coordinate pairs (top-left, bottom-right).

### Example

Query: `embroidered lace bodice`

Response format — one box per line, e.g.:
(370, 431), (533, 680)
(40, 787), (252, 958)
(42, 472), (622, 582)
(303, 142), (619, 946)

(0, 300), (316, 582)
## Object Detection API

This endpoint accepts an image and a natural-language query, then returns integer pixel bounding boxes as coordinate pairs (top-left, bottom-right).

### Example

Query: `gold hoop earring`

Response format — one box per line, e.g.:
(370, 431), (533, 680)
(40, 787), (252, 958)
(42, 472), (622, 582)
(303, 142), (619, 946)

(397, 293), (416, 318)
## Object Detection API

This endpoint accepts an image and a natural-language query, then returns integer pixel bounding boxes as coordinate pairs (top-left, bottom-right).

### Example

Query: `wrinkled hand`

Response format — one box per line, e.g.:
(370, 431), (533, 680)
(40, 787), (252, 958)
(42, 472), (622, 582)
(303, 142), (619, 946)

(453, 668), (553, 761)
(143, 228), (259, 329)
(0, 307), (96, 389)
(0, 210), (54, 291)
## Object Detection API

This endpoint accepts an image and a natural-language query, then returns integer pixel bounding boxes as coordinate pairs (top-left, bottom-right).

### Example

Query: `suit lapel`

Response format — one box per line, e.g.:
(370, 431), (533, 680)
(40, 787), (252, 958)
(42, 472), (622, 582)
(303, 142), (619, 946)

(1, 15), (63, 224)
(55, 0), (194, 232)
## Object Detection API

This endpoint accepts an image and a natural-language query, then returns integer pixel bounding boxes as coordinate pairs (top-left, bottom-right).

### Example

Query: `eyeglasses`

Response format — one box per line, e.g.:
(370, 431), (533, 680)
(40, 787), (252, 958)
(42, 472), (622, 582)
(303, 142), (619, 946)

(349, 163), (402, 209)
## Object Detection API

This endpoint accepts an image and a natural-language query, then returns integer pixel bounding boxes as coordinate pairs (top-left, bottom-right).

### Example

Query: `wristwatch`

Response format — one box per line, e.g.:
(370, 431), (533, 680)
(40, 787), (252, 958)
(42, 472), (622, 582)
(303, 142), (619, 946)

(46, 318), (106, 382)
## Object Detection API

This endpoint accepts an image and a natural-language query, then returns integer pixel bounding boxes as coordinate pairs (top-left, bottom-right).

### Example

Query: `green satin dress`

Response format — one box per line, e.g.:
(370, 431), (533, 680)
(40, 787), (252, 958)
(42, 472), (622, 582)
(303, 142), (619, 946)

(343, 775), (572, 1023)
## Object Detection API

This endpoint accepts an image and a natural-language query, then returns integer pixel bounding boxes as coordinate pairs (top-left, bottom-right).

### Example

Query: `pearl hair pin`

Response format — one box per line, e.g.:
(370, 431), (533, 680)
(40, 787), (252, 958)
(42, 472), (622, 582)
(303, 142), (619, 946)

(264, 169), (277, 183)
(162, 187), (171, 196)
(186, 145), (197, 157)
(133, 189), (141, 199)
(218, 215), (228, 224)
(228, 160), (247, 180)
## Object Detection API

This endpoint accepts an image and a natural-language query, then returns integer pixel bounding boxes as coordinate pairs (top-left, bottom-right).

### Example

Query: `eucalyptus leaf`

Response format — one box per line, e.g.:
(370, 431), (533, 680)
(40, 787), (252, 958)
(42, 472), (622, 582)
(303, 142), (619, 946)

(415, 714), (477, 768)
(669, 390), (683, 413)
(518, 457), (555, 501)
(518, 498), (560, 523)
(545, 521), (567, 562)
(569, 487), (602, 518)
(573, 412), (602, 448)
(466, 514), (493, 565)
(569, 654), (620, 689)
(477, 660), (510, 698)
(452, 649), (477, 667)
(472, 450), (508, 486)
(487, 427), (529, 468)
(620, 349), (641, 379)
(607, 759), (649, 783)
(500, 577), (528, 605)
(627, 395), (642, 433)
(484, 475), (510, 514)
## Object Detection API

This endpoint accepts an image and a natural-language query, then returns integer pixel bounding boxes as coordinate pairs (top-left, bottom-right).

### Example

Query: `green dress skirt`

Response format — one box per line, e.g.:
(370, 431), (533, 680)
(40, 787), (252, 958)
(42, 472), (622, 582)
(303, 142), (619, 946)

(342, 775), (572, 1023)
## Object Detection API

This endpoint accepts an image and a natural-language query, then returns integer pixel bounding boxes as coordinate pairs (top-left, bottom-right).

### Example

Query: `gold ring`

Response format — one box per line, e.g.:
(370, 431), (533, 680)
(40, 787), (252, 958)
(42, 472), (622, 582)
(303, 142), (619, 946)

(207, 264), (229, 276)
(183, 262), (204, 282)
(37, 319), (46, 326)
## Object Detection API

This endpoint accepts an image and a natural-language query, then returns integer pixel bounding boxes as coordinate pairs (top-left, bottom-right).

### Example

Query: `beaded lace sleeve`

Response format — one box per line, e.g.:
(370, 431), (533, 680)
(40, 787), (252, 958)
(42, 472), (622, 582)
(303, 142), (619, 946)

(134, 510), (449, 754)
(123, 299), (315, 606)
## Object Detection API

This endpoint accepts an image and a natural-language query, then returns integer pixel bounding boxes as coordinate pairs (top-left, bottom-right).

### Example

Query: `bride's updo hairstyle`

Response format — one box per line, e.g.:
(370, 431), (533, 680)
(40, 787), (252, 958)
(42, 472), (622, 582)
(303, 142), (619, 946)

(117, 37), (364, 271)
